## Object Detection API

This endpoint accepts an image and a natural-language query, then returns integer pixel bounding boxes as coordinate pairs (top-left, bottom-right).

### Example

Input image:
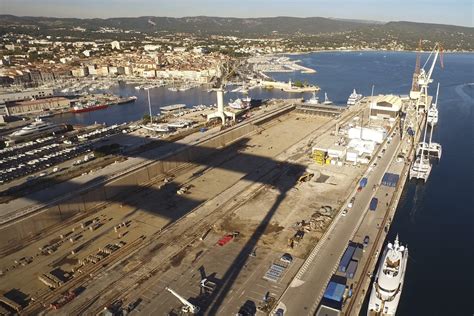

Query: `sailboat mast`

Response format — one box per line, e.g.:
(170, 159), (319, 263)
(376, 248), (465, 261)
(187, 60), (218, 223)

(147, 89), (153, 124)
(434, 82), (440, 109)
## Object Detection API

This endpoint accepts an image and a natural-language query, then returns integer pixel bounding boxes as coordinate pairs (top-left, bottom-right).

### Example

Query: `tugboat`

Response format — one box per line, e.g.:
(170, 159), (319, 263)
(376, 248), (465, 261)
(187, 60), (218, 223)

(368, 236), (408, 316)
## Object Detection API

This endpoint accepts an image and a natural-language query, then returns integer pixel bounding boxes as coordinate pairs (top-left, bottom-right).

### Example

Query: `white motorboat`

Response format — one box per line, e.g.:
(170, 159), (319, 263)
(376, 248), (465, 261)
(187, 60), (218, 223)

(142, 123), (170, 132)
(306, 92), (319, 105)
(323, 92), (333, 105)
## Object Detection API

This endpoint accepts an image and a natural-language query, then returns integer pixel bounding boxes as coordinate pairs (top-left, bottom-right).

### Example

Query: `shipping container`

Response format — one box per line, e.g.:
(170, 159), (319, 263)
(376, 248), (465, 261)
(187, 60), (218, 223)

(323, 281), (346, 302)
(346, 260), (358, 279)
(352, 246), (364, 262)
(359, 177), (368, 188)
(338, 245), (356, 272)
(369, 198), (378, 211)
(381, 172), (400, 187)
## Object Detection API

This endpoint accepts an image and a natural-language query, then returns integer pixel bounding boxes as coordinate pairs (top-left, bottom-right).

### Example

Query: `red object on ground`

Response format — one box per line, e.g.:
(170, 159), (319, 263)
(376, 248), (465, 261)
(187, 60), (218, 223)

(217, 235), (233, 246)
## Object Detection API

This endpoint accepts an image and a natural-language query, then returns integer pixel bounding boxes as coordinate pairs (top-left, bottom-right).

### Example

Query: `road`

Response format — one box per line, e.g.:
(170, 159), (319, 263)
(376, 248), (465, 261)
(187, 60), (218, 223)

(276, 129), (401, 315)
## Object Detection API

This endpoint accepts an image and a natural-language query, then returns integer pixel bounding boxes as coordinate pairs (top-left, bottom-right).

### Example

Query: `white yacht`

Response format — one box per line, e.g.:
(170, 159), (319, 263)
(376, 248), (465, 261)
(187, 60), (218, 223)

(228, 97), (250, 110)
(409, 155), (432, 181)
(142, 123), (170, 133)
(427, 107), (438, 127)
(416, 142), (442, 160)
(306, 92), (319, 105)
(323, 92), (333, 105)
(427, 82), (440, 127)
(368, 236), (408, 316)
(347, 89), (363, 106)
(168, 120), (192, 128)
(8, 119), (65, 140)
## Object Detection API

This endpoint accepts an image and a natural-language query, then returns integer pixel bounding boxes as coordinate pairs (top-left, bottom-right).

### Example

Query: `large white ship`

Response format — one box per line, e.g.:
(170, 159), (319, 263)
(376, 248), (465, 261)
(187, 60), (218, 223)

(368, 236), (408, 316)
(8, 119), (66, 140)
(347, 89), (363, 106)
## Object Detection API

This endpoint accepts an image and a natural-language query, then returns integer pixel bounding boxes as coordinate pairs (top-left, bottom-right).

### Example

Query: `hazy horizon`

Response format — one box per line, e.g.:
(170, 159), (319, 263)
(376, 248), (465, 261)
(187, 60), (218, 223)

(1, 0), (472, 27)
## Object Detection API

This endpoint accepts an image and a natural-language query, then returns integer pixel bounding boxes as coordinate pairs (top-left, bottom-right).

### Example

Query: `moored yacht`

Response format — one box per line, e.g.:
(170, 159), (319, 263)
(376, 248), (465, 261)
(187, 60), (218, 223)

(142, 123), (170, 132)
(8, 119), (66, 140)
(323, 92), (333, 105)
(347, 89), (363, 106)
(427, 107), (438, 127)
(427, 82), (440, 127)
(306, 92), (319, 105)
(409, 155), (432, 181)
(416, 142), (442, 160)
(368, 236), (408, 316)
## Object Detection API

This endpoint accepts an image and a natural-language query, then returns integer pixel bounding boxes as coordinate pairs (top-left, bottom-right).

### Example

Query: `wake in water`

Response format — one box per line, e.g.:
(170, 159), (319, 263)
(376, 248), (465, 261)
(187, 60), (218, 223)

(454, 83), (474, 116)
(409, 182), (426, 224)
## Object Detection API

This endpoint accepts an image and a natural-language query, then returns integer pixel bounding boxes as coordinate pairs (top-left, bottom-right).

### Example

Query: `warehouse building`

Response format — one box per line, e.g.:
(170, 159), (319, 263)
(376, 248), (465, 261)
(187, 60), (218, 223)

(7, 97), (70, 115)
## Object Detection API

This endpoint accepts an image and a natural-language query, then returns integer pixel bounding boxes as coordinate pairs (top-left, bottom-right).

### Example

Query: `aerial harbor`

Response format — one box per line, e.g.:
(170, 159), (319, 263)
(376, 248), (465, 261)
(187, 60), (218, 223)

(0, 2), (472, 316)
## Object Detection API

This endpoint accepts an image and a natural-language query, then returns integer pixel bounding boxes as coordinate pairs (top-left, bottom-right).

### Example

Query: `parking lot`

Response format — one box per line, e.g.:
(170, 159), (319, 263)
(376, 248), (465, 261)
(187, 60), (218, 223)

(0, 124), (129, 185)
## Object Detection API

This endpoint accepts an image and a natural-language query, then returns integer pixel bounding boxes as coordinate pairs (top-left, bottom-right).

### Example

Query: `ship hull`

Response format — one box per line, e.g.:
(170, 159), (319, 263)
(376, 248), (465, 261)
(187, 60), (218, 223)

(71, 104), (108, 113)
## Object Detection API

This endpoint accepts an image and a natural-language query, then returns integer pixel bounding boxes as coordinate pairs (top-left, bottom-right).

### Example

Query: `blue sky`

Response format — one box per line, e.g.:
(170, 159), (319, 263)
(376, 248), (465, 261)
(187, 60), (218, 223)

(1, 0), (472, 27)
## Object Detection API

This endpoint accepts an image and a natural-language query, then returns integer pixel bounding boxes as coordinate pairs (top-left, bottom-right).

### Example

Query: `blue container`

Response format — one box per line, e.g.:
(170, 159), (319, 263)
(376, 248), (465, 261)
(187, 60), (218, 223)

(346, 260), (358, 279)
(338, 245), (356, 272)
(323, 281), (346, 302)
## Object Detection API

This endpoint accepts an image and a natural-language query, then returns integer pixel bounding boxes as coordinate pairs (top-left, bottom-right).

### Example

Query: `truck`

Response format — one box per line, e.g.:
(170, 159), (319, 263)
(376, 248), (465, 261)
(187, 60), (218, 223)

(369, 197), (378, 211)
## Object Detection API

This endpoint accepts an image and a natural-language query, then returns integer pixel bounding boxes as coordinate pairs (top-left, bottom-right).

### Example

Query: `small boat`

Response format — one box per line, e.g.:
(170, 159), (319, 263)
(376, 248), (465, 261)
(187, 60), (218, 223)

(168, 120), (192, 128)
(116, 96), (138, 105)
(38, 112), (54, 119)
(323, 92), (333, 105)
(306, 92), (319, 105)
(142, 123), (170, 132)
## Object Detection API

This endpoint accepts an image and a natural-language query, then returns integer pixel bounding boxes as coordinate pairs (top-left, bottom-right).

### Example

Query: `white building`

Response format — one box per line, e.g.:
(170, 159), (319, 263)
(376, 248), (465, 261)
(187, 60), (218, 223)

(348, 127), (386, 144)
(111, 41), (121, 50)
(144, 44), (161, 51)
(369, 95), (402, 121)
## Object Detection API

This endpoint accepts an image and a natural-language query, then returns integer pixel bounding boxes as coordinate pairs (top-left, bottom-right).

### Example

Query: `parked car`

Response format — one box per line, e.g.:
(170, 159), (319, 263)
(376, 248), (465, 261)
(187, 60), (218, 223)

(341, 209), (348, 216)
(348, 197), (355, 208)
(280, 253), (293, 264)
(363, 236), (370, 247)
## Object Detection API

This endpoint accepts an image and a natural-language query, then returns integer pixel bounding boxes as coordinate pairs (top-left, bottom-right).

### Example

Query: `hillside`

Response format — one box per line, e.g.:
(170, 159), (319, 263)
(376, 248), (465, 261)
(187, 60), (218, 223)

(0, 15), (472, 50)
